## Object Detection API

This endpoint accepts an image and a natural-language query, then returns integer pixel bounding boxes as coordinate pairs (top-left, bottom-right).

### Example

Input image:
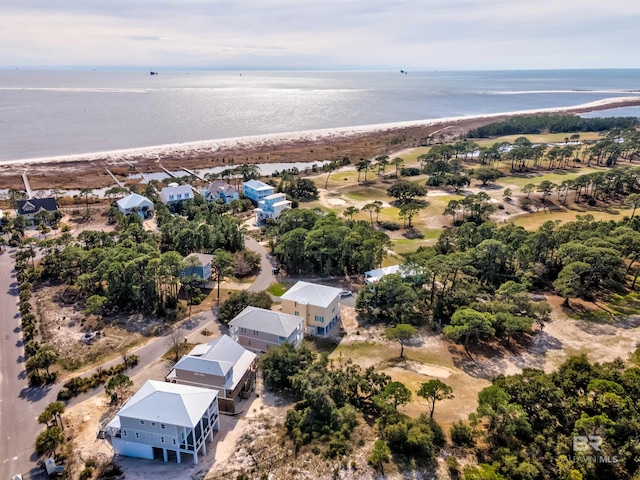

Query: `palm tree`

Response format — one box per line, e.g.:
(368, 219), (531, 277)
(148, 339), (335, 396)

(35, 426), (64, 457)
(362, 203), (376, 226)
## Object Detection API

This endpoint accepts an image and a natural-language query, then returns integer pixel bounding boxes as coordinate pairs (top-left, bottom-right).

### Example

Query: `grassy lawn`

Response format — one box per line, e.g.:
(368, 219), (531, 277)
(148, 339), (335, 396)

(392, 234), (441, 255)
(267, 282), (287, 296)
(499, 167), (602, 188)
(511, 206), (634, 230)
(472, 132), (603, 146)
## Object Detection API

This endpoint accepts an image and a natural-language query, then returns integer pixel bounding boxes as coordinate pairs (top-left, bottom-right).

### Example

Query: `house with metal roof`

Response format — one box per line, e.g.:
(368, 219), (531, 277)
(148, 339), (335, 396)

(116, 193), (154, 219)
(105, 380), (219, 465)
(159, 184), (194, 206)
(280, 281), (343, 337)
(166, 335), (257, 413)
(255, 193), (291, 223)
(242, 180), (274, 204)
(364, 265), (402, 284)
(228, 306), (304, 353)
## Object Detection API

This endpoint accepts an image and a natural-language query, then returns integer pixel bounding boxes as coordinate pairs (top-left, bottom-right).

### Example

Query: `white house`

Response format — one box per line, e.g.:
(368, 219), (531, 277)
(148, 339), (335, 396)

(229, 306), (304, 354)
(243, 180), (274, 204)
(280, 281), (343, 337)
(256, 193), (291, 223)
(106, 380), (219, 465)
(202, 181), (239, 204)
(166, 335), (257, 413)
(159, 184), (194, 206)
(364, 265), (402, 284)
(116, 193), (154, 219)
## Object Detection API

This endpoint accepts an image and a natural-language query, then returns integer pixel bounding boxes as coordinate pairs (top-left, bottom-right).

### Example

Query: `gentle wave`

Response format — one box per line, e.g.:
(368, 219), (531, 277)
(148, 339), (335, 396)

(2, 96), (638, 167)
(489, 89), (640, 95)
(0, 87), (148, 93)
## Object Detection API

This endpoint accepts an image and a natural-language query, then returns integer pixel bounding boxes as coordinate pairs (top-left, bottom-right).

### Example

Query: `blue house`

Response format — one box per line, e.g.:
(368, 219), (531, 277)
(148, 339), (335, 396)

(243, 180), (274, 204)
(181, 253), (213, 281)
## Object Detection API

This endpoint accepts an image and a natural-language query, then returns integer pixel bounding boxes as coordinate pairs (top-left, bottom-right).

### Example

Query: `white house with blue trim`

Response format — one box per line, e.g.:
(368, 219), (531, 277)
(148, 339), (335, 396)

(159, 184), (194, 206)
(243, 180), (274, 204)
(116, 193), (155, 219)
(256, 193), (291, 223)
(202, 181), (239, 204)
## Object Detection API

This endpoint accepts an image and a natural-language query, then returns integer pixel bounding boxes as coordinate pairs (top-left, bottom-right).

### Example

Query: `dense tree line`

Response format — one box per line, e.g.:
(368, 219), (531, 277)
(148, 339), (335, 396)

(30, 204), (245, 317)
(458, 354), (640, 480)
(467, 115), (638, 138)
(357, 214), (640, 339)
(269, 209), (391, 275)
(260, 343), (445, 465)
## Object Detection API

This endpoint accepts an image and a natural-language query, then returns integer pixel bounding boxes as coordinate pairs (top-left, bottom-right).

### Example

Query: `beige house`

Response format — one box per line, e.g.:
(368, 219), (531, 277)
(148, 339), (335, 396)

(106, 380), (219, 465)
(228, 306), (304, 354)
(280, 281), (342, 337)
(166, 335), (257, 413)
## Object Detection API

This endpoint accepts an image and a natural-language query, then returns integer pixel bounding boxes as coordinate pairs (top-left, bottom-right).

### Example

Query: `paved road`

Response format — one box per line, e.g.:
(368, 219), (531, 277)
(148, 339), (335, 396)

(0, 249), (48, 479)
(245, 236), (277, 293)
(0, 236), (275, 478)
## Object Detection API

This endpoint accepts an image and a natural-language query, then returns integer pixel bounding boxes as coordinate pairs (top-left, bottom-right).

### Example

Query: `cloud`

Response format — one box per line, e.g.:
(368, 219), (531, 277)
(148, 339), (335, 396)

(1, 0), (639, 68)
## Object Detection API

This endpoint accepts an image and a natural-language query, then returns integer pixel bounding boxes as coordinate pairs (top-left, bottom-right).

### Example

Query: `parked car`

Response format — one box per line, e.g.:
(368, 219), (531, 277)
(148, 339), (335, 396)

(339, 290), (352, 297)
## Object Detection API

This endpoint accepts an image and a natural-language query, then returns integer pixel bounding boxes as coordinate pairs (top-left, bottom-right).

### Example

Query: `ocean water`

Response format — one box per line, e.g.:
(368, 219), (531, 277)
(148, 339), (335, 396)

(0, 69), (639, 162)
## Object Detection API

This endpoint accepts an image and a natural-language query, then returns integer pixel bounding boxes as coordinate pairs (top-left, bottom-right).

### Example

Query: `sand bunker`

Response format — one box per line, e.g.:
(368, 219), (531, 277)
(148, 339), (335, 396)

(392, 360), (453, 378)
(327, 198), (347, 206)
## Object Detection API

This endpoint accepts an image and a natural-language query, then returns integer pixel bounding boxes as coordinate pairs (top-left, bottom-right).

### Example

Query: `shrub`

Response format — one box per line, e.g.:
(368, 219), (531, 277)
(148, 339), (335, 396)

(450, 420), (475, 447)
(379, 221), (401, 231)
(446, 456), (460, 477)
(519, 197), (533, 211)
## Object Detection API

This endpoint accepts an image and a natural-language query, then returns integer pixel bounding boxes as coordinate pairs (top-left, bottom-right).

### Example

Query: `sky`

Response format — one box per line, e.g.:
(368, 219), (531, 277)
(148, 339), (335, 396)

(1, 0), (640, 70)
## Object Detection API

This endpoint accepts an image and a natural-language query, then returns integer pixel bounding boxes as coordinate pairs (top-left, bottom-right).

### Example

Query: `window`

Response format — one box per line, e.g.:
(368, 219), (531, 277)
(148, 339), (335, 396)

(151, 422), (156, 427)
(169, 195), (174, 200)
(253, 330), (259, 336)
(177, 194), (182, 199)
(266, 345), (270, 350)
(123, 430), (127, 437)
(240, 327), (247, 334)
(248, 340), (251, 346)
(136, 432), (140, 439)
(161, 424), (165, 430)
(315, 315), (324, 323)
(294, 311), (299, 316)
(140, 420), (145, 425)
(173, 439), (176, 445)
(161, 437), (164, 443)
(194, 372), (204, 377)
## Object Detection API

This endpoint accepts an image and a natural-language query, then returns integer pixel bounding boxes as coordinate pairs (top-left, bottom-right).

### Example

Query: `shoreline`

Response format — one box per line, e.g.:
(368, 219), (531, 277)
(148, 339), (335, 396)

(1, 96), (639, 191)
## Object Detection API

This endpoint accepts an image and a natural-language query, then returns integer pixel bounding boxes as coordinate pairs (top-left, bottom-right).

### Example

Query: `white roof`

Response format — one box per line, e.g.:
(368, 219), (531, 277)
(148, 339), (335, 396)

(160, 185), (192, 196)
(108, 380), (217, 428)
(116, 193), (154, 210)
(264, 193), (287, 201)
(244, 180), (273, 191)
(280, 281), (342, 308)
(229, 306), (303, 337)
(365, 265), (401, 282)
(171, 335), (257, 390)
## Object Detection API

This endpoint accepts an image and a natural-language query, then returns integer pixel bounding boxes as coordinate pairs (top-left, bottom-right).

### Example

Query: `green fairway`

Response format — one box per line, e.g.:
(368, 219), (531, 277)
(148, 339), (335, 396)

(499, 167), (603, 188)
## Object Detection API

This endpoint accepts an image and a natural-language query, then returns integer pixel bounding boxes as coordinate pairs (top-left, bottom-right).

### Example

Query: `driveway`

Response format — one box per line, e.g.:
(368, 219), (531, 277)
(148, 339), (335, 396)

(0, 234), (274, 477)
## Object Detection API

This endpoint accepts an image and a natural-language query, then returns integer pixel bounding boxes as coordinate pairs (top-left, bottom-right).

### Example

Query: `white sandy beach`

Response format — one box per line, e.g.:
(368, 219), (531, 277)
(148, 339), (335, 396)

(1, 96), (639, 168)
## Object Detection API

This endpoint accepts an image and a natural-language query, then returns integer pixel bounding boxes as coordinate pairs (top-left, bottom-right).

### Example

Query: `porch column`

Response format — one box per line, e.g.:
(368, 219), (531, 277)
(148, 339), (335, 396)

(193, 448), (198, 465)
(177, 450), (181, 464)
(201, 440), (207, 456)
(163, 448), (168, 463)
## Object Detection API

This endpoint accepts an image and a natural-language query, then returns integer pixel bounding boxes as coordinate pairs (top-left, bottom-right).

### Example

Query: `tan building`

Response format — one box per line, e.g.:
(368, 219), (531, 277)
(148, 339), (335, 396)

(166, 335), (257, 413)
(229, 306), (304, 354)
(280, 281), (343, 337)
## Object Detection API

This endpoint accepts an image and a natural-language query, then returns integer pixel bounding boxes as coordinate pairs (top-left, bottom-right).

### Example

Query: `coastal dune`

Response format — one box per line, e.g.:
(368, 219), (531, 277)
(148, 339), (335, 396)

(1, 96), (639, 191)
